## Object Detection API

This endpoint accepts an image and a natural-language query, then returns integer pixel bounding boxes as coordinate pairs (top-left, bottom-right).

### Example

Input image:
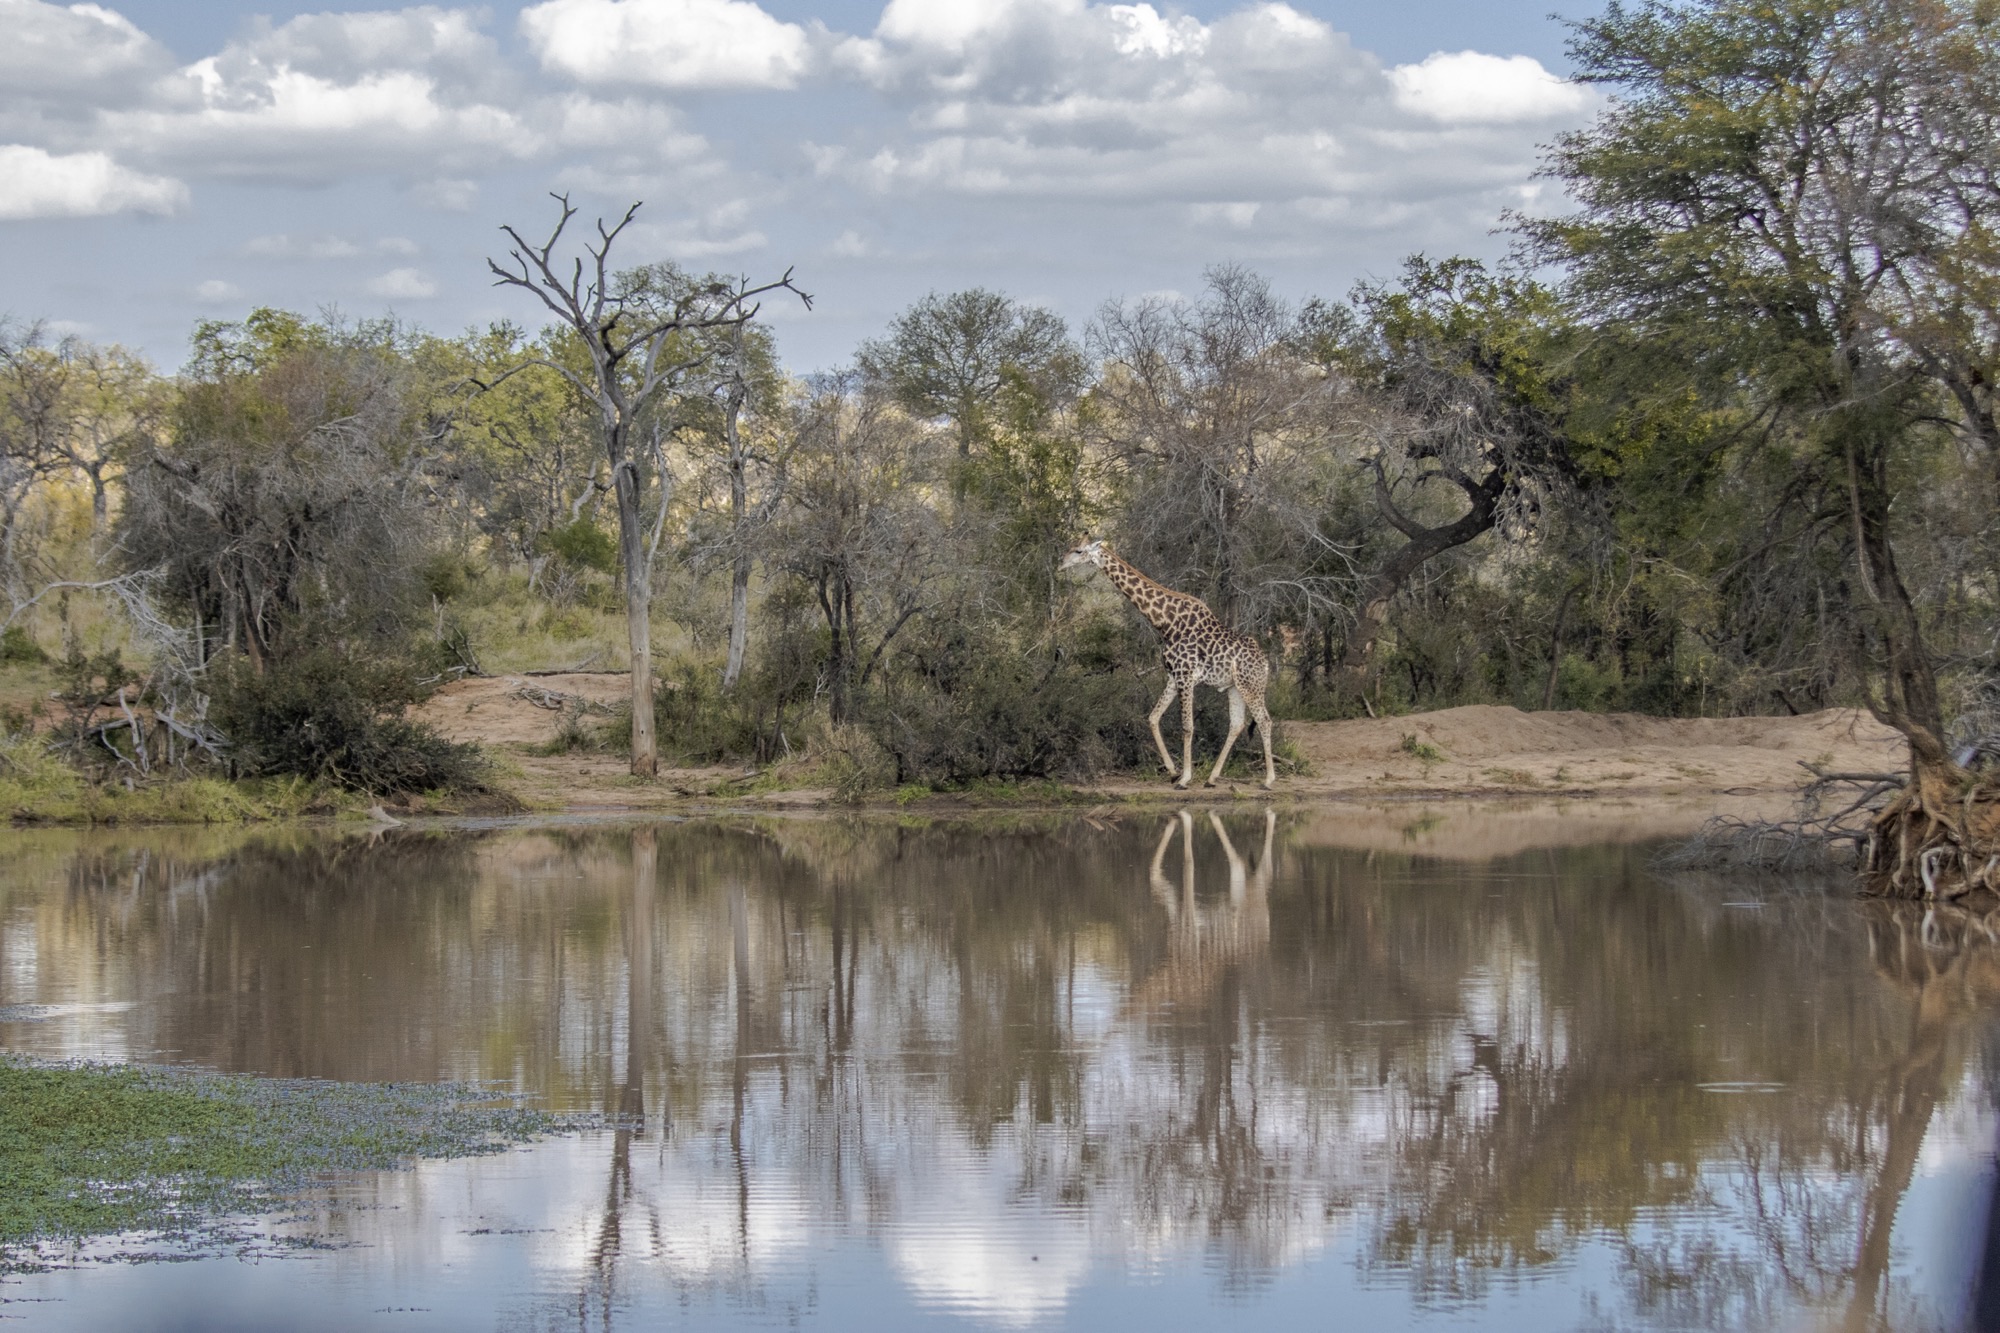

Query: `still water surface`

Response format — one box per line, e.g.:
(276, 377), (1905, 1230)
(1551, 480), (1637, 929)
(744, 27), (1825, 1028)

(0, 809), (1996, 1331)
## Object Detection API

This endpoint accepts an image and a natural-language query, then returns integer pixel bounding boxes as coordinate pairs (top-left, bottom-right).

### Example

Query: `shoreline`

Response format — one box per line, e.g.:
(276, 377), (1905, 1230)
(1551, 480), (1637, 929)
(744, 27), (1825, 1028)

(0, 702), (1904, 830)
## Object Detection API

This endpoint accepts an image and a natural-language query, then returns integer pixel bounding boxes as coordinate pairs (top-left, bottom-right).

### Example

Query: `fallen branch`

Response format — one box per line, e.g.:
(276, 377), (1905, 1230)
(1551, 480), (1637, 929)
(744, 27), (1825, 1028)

(510, 683), (615, 715)
(1660, 765), (1911, 874)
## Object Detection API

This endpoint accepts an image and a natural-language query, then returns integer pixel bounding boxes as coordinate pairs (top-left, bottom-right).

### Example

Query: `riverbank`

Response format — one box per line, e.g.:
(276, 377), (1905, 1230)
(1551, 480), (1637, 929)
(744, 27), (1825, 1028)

(426, 692), (1902, 816)
(0, 696), (1905, 825)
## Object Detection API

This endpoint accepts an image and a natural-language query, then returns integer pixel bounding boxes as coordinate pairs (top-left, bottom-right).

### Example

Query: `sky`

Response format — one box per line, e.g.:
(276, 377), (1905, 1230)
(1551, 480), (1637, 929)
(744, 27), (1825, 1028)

(0, 0), (1606, 373)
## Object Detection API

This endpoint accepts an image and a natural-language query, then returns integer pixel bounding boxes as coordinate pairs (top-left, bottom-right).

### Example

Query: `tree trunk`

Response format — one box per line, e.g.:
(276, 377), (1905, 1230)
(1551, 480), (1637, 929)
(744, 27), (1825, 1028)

(819, 569), (849, 725)
(725, 552), (750, 693)
(1341, 468), (1504, 685)
(1541, 584), (1577, 712)
(1846, 437), (1952, 777)
(723, 395), (750, 693)
(612, 431), (658, 778)
(1844, 430), (1996, 898)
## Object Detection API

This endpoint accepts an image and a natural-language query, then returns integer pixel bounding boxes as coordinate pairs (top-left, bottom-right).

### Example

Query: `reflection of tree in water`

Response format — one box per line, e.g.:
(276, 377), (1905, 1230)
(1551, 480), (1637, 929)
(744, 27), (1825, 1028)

(15, 831), (488, 1077)
(10, 819), (2000, 1327)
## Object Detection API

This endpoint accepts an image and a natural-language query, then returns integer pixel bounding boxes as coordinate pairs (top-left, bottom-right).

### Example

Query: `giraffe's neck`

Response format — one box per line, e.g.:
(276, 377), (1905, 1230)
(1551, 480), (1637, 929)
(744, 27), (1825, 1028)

(1101, 553), (1196, 633)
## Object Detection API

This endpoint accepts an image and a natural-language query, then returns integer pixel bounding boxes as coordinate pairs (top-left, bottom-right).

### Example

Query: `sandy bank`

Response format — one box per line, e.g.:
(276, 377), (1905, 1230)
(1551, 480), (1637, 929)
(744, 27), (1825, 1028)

(406, 676), (1903, 820)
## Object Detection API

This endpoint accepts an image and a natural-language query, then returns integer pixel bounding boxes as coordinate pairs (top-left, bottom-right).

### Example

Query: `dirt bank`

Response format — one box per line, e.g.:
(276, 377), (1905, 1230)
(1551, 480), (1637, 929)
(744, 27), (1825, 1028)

(1237, 703), (1899, 799)
(408, 676), (1904, 818)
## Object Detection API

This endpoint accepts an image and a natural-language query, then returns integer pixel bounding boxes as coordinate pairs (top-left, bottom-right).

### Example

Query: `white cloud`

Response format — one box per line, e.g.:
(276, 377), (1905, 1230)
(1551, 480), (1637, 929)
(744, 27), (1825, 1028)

(194, 278), (242, 303)
(214, 7), (499, 85)
(116, 63), (531, 180)
(521, 0), (811, 90)
(244, 233), (361, 259)
(42, 9), (555, 186)
(243, 233), (421, 259)
(0, 0), (174, 103)
(410, 177), (478, 210)
(365, 266), (439, 298)
(875, 0), (1081, 53)
(1388, 51), (1591, 124)
(804, 0), (1591, 265)
(0, 145), (186, 219)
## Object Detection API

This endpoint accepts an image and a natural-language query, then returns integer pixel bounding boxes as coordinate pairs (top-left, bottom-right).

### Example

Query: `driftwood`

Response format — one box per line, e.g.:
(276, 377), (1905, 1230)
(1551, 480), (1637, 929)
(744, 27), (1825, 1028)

(1660, 761), (1907, 874)
(522, 651), (605, 676)
(1664, 749), (2000, 900)
(510, 683), (616, 715)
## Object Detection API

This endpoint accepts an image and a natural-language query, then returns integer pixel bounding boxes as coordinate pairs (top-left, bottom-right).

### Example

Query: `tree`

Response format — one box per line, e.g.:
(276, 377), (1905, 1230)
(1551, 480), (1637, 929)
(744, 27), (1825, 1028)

(444, 321), (607, 575)
(119, 311), (444, 671)
(769, 373), (944, 725)
(858, 288), (1082, 463)
(486, 195), (807, 776)
(1090, 266), (1349, 635)
(1314, 258), (1574, 689)
(1524, 0), (2000, 893)
(671, 322), (786, 692)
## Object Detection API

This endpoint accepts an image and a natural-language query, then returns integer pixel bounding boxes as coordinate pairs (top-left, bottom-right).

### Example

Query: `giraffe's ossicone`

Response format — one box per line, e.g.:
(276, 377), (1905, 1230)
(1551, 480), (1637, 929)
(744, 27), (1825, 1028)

(1059, 538), (1277, 790)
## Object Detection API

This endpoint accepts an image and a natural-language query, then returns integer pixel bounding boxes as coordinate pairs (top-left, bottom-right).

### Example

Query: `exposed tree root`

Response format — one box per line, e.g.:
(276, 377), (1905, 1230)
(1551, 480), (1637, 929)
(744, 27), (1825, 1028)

(1860, 768), (2000, 900)
(1661, 754), (2000, 900)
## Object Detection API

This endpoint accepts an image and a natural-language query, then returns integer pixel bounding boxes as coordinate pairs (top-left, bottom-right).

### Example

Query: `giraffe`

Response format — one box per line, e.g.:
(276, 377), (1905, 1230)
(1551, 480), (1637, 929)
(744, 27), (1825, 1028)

(1059, 538), (1276, 789)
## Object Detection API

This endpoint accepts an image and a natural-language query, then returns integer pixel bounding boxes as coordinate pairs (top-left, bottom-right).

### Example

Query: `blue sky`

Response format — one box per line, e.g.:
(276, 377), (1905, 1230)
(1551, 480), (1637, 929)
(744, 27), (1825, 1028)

(0, 0), (1603, 372)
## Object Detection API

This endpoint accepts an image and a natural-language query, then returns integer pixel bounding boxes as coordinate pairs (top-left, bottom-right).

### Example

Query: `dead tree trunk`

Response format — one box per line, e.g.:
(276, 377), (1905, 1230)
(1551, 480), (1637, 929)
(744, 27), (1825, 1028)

(722, 352), (751, 694)
(487, 194), (807, 777)
(609, 417), (658, 775)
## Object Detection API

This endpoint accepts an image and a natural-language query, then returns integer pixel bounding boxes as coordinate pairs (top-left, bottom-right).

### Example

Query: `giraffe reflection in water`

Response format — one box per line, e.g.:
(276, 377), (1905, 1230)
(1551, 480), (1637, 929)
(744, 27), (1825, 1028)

(1130, 810), (1275, 1020)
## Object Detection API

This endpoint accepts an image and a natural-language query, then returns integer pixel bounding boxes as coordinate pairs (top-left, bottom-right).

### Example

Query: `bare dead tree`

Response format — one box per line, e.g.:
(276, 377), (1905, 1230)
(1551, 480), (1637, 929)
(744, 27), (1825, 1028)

(769, 373), (945, 725)
(1091, 266), (1354, 637)
(719, 326), (757, 692)
(485, 195), (809, 776)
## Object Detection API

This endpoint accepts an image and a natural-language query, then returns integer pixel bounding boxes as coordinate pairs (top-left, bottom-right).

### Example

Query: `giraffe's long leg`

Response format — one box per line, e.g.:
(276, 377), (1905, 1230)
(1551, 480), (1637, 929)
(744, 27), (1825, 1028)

(1206, 687), (1247, 786)
(1176, 684), (1197, 788)
(1249, 690), (1275, 790)
(1147, 679), (1180, 775)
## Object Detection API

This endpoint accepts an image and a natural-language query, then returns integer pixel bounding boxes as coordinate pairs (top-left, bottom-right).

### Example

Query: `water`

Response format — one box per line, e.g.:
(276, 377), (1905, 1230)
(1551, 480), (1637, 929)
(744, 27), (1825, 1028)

(0, 807), (1994, 1331)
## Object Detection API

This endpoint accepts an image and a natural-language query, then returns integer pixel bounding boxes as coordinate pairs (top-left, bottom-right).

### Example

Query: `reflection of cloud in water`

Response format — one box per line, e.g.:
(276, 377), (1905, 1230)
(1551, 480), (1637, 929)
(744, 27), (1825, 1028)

(883, 1132), (1093, 1326)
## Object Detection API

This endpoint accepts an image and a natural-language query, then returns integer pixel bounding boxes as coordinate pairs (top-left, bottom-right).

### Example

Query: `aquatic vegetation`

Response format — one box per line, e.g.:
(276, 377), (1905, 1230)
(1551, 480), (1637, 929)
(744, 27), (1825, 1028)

(0, 1056), (587, 1269)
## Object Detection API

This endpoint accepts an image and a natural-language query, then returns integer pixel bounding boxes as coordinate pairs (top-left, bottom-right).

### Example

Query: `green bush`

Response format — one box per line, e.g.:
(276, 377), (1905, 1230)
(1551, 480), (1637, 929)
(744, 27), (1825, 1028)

(0, 625), (46, 664)
(209, 650), (486, 794)
(537, 518), (618, 574)
(651, 660), (766, 765)
(857, 613), (1280, 788)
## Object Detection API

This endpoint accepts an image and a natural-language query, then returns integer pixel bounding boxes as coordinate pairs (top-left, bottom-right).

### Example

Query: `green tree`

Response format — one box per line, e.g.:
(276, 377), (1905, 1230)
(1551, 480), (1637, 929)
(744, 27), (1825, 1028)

(1309, 257), (1575, 689)
(858, 288), (1082, 464)
(1524, 0), (2000, 889)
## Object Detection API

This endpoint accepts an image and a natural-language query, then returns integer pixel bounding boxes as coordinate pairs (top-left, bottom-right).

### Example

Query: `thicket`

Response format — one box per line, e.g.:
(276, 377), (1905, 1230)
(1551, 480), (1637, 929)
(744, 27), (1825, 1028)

(0, 0), (1991, 847)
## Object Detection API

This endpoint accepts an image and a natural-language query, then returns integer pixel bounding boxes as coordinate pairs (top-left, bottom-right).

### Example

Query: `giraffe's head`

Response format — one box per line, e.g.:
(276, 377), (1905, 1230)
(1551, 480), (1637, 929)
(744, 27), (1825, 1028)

(1059, 538), (1111, 572)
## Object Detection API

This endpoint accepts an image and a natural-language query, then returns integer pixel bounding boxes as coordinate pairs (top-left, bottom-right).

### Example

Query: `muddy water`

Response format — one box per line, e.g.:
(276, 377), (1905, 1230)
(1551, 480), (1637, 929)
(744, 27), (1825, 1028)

(0, 811), (1996, 1331)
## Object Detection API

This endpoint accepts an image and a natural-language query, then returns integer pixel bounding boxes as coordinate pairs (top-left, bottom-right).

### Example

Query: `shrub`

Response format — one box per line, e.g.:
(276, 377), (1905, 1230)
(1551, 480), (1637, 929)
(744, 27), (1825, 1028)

(209, 650), (486, 794)
(856, 613), (1283, 788)
(0, 626), (46, 664)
